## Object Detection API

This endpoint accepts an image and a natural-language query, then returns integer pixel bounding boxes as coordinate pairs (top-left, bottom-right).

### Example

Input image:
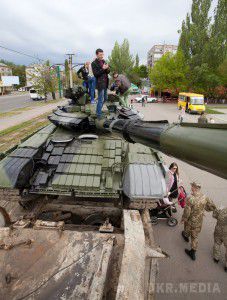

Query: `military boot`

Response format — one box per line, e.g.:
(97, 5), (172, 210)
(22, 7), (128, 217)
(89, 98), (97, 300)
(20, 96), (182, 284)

(213, 258), (219, 263)
(224, 266), (227, 272)
(185, 249), (196, 260)
(182, 231), (189, 242)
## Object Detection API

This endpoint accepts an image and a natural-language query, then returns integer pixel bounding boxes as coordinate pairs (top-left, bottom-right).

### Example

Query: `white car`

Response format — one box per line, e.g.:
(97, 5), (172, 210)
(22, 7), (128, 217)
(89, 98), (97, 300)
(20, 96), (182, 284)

(29, 89), (46, 101)
(135, 96), (157, 103)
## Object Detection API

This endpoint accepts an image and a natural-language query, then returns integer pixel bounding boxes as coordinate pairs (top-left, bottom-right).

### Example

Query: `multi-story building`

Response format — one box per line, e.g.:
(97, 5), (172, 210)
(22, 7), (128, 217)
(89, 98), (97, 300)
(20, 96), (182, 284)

(0, 63), (13, 77)
(147, 44), (178, 67)
(0, 63), (13, 94)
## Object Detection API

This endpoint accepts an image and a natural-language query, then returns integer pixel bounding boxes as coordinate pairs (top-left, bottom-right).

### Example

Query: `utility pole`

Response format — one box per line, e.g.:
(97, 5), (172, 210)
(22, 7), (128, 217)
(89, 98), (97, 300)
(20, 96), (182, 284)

(56, 65), (62, 98)
(66, 53), (74, 88)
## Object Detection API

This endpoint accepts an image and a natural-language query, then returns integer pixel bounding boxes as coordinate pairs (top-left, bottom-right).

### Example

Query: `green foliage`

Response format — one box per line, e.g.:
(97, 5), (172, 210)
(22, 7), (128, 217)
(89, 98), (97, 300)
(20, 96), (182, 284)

(209, 0), (227, 70)
(0, 59), (26, 87)
(29, 61), (58, 99)
(108, 39), (135, 75)
(217, 58), (227, 87)
(191, 63), (220, 95)
(135, 54), (139, 67)
(132, 65), (148, 79)
(178, 0), (227, 97)
(149, 51), (190, 93)
(64, 59), (70, 88)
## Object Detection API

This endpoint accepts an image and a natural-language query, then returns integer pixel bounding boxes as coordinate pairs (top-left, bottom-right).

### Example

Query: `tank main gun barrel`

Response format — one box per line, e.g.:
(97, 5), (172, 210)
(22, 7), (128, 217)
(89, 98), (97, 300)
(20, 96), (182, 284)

(104, 119), (227, 180)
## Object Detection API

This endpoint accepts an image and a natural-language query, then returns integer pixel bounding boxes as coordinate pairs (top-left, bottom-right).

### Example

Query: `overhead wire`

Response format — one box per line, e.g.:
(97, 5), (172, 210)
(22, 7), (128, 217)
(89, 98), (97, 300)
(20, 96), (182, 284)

(0, 44), (44, 62)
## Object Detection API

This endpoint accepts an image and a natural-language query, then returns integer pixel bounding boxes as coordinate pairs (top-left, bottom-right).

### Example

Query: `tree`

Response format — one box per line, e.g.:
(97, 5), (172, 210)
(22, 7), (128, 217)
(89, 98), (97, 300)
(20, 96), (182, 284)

(178, 14), (191, 62)
(108, 39), (135, 75)
(208, 0), (227, 70)
(217, 58), (227, 87)
(131, 65), (148, 82)
(149, 51), (190, 93)
(64, 59), (70, 88)
(29, 61), (58, 100)
(191, 63), (220, 95)
(135, 54), (139, 67)
(178, 0), (227, 98)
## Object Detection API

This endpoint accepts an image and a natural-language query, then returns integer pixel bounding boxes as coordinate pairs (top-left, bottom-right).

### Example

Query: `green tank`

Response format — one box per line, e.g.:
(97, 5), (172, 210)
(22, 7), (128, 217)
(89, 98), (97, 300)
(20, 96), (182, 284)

(0, 85), (226, 299)
(0, 85), (168, 209)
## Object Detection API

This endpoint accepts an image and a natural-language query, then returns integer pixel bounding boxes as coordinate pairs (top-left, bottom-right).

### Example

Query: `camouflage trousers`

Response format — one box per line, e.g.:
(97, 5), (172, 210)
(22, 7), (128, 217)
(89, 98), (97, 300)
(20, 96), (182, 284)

(119, 87), (133, 108)
(213, 228), (227, 267)
(184, 223), (202, 250)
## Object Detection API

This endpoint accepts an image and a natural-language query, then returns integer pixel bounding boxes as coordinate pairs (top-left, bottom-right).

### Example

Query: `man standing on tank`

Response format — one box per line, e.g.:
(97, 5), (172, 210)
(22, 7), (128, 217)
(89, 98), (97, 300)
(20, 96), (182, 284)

(112, 72), (132, 108)
(92, 49), (110, 118)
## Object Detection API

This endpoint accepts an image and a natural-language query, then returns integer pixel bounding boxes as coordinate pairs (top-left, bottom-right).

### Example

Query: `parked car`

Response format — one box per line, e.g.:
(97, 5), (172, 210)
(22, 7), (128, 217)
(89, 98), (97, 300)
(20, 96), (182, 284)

(29, 89), (46, 101)
(135, 96), (157, 103)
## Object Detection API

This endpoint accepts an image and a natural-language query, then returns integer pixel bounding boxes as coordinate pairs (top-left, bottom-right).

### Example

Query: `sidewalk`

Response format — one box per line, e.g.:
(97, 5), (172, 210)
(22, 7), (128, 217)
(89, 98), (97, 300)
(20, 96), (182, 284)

(0, 99), (67, 131)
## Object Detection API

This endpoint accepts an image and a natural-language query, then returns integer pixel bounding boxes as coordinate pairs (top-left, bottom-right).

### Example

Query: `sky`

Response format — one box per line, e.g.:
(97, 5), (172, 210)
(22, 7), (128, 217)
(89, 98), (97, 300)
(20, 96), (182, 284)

(0, 0), (218, 66)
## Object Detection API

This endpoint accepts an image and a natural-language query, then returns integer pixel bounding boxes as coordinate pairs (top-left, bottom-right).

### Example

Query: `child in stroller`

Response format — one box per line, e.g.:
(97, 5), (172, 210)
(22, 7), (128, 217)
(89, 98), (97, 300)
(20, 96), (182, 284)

(150, 186), (187, 227)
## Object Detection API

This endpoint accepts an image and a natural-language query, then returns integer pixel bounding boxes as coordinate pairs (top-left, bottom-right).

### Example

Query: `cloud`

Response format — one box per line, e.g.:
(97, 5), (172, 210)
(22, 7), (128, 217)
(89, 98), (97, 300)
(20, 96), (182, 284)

(0, 0), (194, 65)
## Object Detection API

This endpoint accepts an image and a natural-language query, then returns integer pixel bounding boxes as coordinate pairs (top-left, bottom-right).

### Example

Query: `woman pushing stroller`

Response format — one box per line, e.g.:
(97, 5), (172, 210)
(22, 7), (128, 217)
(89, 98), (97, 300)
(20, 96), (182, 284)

(165, 162), (180, 211)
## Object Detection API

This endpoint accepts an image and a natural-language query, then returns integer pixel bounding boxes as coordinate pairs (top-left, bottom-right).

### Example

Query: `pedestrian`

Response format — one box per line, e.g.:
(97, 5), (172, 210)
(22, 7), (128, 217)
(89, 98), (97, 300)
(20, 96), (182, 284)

(198, 112), (208, 124)
(212, 207), (227, 272)
(112, 72), (132, 108)
(181, 181), (216, 260)
(91, 49), (110, 119)
(142, 96), (147, 107)
(86, 62), (96, 104)
(165, 162), (180, 212)
(178, 106), (185, 123)
(77, 63), (89, 91)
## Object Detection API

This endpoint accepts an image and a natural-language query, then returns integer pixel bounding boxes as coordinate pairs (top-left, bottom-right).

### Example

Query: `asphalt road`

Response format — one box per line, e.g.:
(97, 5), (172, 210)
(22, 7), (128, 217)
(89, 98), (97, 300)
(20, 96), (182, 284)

(0, 93), (33, 112)
(133, 103), (227, 300)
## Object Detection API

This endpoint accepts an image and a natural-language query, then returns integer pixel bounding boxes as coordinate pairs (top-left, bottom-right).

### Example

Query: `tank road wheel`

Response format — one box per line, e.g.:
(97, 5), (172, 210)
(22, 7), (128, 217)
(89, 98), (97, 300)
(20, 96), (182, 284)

(150, 216), (158, 225)
(167, 217), (178, 227)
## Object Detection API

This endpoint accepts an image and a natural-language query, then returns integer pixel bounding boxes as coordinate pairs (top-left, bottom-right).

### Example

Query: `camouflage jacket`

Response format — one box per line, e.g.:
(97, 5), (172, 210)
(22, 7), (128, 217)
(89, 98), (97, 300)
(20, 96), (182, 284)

(213, 208), (227, 237)
(181, 192), (216, 228)
(198, 115), (208, 124)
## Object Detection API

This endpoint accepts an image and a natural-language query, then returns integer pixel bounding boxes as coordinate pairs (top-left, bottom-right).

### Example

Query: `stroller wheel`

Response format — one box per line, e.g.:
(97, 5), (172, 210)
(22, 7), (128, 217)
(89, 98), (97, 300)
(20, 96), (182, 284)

(167, 217), (178, 227)
(150, 216), (158, 225)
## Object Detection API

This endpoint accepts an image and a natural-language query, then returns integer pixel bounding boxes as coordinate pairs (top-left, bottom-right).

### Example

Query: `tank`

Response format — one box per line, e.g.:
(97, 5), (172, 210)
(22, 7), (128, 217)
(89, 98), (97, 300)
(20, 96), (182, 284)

(0, 86), (168, 300)
(0, 85), (226, 299)
(0, 86), (167, 209)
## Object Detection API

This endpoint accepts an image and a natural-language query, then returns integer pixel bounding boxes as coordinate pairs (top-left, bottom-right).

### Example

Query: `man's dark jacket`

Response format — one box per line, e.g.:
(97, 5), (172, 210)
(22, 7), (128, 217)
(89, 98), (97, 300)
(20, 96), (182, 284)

(77, 66), (89, 81)
(91, 59), (110, 90)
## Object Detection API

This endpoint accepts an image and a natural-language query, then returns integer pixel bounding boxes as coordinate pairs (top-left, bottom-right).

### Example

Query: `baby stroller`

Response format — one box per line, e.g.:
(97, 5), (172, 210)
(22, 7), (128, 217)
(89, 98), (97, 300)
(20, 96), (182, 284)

(150, 198), (178, 227)
(149, 185), (187, 227)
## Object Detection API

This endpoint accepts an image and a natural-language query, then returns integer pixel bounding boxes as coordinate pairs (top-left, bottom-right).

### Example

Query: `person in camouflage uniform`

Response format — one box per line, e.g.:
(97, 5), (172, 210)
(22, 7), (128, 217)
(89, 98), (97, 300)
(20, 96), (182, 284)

(181, 181), (216, 260)
(212, 207), (227, 272)
(198, 112), (208, 124)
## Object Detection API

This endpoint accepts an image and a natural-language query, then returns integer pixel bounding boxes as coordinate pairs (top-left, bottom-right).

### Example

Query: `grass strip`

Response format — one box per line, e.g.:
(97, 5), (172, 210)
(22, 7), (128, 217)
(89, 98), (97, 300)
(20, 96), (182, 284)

(0, 113), (50, 152)
(205, 108), (224, 114)
(206, 105), (227, 109)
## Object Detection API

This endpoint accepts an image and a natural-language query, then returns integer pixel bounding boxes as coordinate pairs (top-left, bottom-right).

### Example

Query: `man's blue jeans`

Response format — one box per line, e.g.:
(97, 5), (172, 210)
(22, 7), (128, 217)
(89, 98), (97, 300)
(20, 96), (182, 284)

(82, 80), (89, 91)
(97, 88), (107, 118)
(88, 77), (96, 103)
